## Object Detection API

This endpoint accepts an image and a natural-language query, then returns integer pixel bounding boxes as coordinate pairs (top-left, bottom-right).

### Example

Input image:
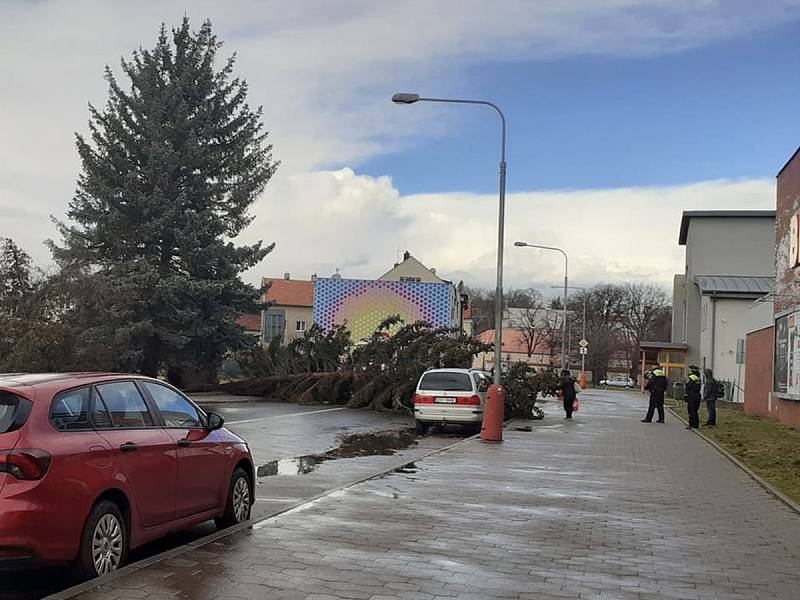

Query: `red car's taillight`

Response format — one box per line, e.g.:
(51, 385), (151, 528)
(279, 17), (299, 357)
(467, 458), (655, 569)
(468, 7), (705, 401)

(0, 449), (52, 480)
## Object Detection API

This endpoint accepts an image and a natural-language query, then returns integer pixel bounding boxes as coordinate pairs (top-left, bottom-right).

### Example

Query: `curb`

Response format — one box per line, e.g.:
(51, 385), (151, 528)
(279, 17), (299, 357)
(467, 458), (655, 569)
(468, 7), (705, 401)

(667, 407), (800, 516)
(45, 432), (482, 600)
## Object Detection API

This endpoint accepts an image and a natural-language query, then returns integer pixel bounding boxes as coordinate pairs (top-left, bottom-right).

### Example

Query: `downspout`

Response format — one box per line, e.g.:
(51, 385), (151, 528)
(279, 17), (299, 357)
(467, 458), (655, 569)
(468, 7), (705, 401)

(709, 295), (717, 371)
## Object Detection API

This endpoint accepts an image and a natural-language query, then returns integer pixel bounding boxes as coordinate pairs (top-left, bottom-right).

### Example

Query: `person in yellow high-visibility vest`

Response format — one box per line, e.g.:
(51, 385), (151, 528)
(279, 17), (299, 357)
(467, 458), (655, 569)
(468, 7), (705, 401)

(642, 366), (667, 423)
(685, 366), (702, 429)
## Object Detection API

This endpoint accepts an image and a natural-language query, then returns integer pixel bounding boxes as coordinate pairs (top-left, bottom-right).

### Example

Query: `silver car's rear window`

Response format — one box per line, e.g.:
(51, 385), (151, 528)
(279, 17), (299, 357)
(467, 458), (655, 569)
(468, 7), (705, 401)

(418, 372), (473, 392)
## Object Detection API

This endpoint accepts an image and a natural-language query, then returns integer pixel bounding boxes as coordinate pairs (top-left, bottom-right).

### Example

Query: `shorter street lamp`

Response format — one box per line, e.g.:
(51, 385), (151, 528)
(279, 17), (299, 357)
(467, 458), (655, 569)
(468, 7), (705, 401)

(553, 285), (587, 384)
(515, 241), (568, 371)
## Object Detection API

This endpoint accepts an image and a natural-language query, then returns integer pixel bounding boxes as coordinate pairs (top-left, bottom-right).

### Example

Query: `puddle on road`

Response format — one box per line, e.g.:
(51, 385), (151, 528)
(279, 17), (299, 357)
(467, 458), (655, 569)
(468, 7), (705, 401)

(257, 429), (419, 477)
(258, 456), (324, 476)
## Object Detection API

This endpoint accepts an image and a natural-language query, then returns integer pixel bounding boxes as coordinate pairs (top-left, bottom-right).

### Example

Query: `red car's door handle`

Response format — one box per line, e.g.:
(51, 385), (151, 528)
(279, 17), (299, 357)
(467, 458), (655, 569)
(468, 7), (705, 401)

(176, 439), (191, 448)
(119, 442), (139, 453)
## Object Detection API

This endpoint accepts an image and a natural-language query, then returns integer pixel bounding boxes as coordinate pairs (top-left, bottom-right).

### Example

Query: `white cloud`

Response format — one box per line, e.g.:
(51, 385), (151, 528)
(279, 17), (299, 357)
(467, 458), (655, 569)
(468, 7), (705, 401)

(0, 1), (792, 281)
(245, 169), (775, 293)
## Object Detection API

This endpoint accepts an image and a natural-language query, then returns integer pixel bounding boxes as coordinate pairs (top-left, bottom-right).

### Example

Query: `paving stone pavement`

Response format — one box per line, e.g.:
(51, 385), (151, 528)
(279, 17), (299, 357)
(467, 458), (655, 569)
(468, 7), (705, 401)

(68, 390), (800, 600)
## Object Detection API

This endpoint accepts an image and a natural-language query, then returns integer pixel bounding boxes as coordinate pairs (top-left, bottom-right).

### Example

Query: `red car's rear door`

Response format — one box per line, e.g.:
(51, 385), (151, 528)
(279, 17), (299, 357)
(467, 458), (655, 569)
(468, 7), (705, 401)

(93, 381), (178, 528)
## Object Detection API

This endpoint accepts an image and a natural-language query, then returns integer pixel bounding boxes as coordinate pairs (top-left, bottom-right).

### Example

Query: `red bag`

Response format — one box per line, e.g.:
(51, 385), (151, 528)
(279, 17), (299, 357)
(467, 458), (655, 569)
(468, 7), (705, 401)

(572, 398), (580, 412)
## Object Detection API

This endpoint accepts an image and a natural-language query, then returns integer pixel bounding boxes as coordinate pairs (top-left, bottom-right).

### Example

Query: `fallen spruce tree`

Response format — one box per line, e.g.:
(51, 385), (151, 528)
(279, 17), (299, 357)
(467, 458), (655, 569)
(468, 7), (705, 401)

(226, 316), (556, 416)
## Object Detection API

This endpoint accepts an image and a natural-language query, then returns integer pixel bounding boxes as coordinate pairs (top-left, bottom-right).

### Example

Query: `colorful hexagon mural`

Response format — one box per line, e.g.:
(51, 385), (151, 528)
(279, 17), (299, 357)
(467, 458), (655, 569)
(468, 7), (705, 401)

(313, 278), (455, 341)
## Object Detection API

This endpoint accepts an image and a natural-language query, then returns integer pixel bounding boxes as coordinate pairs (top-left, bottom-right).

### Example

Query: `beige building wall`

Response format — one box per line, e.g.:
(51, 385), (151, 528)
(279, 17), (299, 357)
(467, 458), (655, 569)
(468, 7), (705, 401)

(378, 255), (444, 283)
(263, 306), (313, 344)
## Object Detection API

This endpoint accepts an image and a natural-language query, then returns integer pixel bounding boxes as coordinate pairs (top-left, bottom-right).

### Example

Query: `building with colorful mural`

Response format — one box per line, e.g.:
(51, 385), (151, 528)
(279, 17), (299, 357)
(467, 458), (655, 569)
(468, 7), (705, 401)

(313, 277), (462, 342)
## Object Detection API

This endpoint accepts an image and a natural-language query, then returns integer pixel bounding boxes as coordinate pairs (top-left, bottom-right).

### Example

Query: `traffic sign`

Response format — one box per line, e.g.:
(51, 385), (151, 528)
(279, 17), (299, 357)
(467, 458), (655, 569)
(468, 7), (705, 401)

(579, 338), (589, 348)
(580, 347), (588, 355)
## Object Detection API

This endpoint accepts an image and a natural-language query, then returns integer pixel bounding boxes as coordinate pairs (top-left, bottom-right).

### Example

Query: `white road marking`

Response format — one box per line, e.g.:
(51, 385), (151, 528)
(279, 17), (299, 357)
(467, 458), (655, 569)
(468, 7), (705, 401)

(227, 406), (347, 425)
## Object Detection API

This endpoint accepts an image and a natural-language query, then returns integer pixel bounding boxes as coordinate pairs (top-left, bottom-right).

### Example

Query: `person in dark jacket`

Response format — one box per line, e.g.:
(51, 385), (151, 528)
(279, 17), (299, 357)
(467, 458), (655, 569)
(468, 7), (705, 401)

(703, 368), (718, 427)
(684, 365), (702, 429)
(642, 366), (667, 423)
(558, 369), (577, 419)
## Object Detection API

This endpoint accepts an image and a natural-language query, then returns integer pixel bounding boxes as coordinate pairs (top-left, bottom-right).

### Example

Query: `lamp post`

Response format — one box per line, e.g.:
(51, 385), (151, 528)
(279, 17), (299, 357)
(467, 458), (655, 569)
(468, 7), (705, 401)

(393, 93), (507, 385)
(515, 241), (568, 371)
(552, 285), (587, 375)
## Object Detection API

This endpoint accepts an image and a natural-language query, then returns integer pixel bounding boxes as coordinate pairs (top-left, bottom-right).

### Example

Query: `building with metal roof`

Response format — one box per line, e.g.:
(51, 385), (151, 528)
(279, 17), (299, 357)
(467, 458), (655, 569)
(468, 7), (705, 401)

(670, 210), (775, 395)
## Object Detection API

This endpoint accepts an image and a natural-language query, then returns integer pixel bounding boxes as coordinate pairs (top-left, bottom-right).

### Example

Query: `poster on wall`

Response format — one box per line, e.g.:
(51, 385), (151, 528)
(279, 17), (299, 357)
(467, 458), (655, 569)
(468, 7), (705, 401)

(774, 311), (793, 396)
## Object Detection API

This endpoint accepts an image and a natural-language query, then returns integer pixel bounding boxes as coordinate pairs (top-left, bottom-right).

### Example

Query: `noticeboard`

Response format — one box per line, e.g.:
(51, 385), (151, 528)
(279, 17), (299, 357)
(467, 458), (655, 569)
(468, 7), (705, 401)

(774, 310), (798, 396)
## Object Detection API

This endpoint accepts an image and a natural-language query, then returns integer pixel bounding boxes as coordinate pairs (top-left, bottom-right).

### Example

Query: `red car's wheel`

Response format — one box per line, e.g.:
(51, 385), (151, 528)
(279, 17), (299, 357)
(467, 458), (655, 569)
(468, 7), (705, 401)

(215, 467), (252, 529)
(76, 500), (128, 579)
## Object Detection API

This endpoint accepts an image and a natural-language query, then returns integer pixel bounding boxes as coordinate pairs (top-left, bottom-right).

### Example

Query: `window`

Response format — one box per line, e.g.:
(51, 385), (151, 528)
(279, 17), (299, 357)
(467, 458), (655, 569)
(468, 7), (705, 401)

(0, 393), (31, 434)
(472, 373), (490, 393)
(419, 372), (474, 392)
(400, 276), (421, 283)
(265, 310), (285, 342)
(51, 387), (91, 431)
(95, 382), (154, 429)
(296, 320), (306, 332)
(143, 382), (202, 428)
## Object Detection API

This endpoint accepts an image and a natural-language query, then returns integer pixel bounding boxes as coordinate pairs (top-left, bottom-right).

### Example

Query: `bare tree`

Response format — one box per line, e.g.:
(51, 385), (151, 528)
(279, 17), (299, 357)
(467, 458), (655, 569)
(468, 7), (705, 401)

(509, 290), (549, 359)
(574, 285), (627, 380)
(621, 283), (671, 379)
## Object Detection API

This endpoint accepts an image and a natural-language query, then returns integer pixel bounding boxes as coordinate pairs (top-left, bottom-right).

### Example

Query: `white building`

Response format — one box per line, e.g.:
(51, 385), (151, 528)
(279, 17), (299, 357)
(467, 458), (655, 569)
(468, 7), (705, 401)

(671, 211), (775, 396)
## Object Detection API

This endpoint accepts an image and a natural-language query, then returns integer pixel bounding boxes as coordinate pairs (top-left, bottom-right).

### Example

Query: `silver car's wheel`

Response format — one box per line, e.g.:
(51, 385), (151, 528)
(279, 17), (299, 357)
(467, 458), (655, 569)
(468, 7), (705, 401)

(232, 476), (251, 523)
(91, 513), (123, 575)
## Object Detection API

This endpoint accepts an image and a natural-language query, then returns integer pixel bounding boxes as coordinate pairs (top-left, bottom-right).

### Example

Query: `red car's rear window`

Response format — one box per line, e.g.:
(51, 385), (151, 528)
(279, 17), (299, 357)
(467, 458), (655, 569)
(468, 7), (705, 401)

(0, 393), (32, 434)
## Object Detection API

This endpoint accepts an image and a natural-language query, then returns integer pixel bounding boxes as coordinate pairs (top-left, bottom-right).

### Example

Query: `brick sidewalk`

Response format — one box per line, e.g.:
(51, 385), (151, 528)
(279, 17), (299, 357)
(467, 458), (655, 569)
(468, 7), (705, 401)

(68, 390), (800, 600)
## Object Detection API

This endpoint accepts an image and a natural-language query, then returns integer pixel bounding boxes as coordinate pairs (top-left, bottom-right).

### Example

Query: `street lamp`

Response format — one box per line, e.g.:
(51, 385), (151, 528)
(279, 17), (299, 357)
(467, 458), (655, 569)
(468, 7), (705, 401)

(552, 285), (587, 377)
(515, 241), (568, 371)
(393, 93), (507, 385)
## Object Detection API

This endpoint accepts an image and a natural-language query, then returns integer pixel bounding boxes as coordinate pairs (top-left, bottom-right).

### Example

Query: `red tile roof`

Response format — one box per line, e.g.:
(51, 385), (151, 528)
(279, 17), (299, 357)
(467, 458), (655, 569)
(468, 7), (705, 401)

(478, 329), (552, 355)
(262, 278), (314, 307)
(236, 314), (262, 332)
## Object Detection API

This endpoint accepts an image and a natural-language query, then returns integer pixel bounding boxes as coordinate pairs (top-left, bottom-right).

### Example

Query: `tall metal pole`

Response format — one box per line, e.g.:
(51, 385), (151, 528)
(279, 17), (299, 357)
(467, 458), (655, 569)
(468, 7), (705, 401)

(391, 94), (507, 385)
(495, 118), (507, 385)
(562, 265), (568, 372)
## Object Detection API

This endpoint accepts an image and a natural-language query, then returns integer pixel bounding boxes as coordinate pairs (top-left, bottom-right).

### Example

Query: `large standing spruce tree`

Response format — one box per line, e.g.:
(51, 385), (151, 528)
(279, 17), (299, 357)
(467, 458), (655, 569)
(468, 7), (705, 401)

(51, 19), (277, 382)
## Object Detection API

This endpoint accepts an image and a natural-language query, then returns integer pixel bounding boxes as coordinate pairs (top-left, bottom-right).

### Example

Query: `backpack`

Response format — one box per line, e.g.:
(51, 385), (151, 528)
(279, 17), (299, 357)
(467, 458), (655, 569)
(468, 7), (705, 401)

(713, 380), (725, 400)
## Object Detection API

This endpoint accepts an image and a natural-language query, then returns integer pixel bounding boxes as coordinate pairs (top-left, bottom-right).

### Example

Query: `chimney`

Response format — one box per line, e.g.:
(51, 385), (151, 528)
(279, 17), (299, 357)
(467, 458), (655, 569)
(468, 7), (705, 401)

(283, 272), (290, 280)
(311, 273), (317, 282)
(430, 267), (436, 275)
(403, 250), (411, 261)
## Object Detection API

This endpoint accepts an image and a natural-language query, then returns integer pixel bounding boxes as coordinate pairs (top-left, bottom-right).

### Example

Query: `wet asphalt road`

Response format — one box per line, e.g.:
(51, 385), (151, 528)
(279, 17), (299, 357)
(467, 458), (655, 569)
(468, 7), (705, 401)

(4, 396), (458, 600)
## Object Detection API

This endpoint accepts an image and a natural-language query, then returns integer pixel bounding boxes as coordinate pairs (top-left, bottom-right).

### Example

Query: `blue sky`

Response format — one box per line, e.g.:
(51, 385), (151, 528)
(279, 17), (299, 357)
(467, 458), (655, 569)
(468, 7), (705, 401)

(360, 19), (800, 195)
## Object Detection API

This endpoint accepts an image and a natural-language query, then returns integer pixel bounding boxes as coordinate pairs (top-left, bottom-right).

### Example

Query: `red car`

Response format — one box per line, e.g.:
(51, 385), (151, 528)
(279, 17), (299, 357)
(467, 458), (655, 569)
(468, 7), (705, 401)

(0, 373), (255, 578)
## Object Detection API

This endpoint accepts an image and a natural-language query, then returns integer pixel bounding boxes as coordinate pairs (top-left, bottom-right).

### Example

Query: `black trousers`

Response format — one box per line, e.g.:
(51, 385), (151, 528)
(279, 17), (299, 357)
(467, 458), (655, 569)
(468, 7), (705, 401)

(563, 396), (574, 418)
(644, 394), (665, 422)
(706, 399), (717, 425)
(687, 399), (700, 428)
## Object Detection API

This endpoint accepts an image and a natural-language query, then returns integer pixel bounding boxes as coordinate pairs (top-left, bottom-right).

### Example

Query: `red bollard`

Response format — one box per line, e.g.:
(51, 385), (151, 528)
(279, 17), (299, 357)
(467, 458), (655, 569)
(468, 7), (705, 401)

(480, 384), (505, 443)
(579, 372), (588, 389)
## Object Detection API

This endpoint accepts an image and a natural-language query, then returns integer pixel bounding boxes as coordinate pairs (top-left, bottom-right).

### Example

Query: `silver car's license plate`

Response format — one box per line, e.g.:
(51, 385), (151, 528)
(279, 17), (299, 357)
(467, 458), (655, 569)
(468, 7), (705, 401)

(434, 397), (456, 404)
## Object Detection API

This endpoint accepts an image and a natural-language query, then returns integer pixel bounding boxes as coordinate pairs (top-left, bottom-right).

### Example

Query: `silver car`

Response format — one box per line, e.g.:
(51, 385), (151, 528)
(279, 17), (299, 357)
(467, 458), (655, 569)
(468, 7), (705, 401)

(600, 376), (635, 389)
(413, 368), (489, 434)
